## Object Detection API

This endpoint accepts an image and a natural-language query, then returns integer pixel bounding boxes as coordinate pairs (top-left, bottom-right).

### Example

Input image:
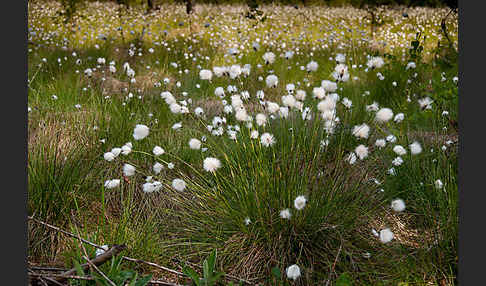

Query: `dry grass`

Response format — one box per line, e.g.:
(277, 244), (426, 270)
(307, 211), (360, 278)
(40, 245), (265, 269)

(368, 208), (438, 249)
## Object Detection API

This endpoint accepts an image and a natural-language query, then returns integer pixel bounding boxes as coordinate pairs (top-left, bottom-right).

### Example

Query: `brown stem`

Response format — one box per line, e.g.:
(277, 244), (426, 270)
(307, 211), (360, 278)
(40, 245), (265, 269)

(54, 244), (127, 283)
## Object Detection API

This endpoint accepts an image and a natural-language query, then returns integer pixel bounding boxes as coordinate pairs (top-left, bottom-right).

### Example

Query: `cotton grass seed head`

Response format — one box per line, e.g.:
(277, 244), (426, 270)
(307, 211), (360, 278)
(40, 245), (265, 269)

(260, 132), (276, 147)
(104, 152), (115, 162)
(347, 152), (357, 164)
(153, 162), (163, 174)
(265, 74), (278, 88)
(375, 139), (386, 148)
(294, 195), (307, 210)
(203, 157), (221, 173)
(104, 179), (120, 189)
(286, 264), (301, 280)
(375, 108), (394, 123)
(133, 124), (149, 140)
(352, 124), (370, 139)
(393, 145), (407, 156)
(355, 145), (369, 160)
(409, 141), (422, 155)
(172, 178), (186, 191)
(199, 69), (213, 80)
(435, 179), (443, 189)
(280, 209), (291, 219)
(379, 228), (394, 243)
(391, 199), (406, 212)
(189, 138), (202, 150)
(123, 164), (136, 177)
(153, 146), (165, 156)
(255, 113), (267, 126)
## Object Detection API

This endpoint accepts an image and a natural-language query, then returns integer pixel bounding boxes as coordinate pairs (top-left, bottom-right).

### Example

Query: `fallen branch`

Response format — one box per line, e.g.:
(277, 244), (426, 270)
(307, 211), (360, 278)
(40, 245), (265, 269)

(28, 216), (186, 282)
(54, 244), (127, 283)
(29, 266), (68, 272)
(72, 222), (117, 286)
(29, 272), (184, 286)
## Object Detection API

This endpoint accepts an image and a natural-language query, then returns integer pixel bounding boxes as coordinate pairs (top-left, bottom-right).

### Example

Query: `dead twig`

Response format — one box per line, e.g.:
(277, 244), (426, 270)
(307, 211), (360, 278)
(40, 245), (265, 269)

(72, 222), (117, 286)
(29, 266), (69, 272)
(54, 244), (127, 283)
(122, 256), (184, 276)
(29, 272), (184, 286)
(325, 243), (342, 286)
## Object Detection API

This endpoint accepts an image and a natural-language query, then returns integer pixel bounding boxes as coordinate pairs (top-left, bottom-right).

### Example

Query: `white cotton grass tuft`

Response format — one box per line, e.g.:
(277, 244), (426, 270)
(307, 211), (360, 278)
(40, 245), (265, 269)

(260, 132), (276, 147)
(235, 108), (249, 122)
(281, 94), (296, 108)
(123, 164), (136, 177)
(153, 162), (164, 174)
(391, 199), (406, 212)
(203, 157), (221, 173)
(104, 179), (120, 189)
(266, 101), (280, 113)
(352, 124), (370, 139)
(367, 56), (385, 69)
(255, 113), (267, 126)
(392, 157), (404, 166)
(194, 107), (204, 117)
(143, 181), (162, 193)
(104, 152), (115, 162)
(295, 90), (306, 101)
(286, 264), (301, 280)
(409, 141), (422, 155)
(172, 178), (186, 191)
(355, 145), (369, 160)
(111, 148), (122, 157)
(321, 80), (337, 92)
(394, 113), (405, 123)
(280, 209), (292, 219)
(265, 74), (278, 88)
(199, 69), (213, 80)
(121, 144), (132, 155)
(386, 134), (397, 143)
(169, 103), (182, 114)
(306, 60), (318, 72)
(189, 138), (202, 150)
(375, 139), (386, 148)
(347, 152), (357, 164)
(294, 195), (307, 210)
(317, 97), (336, 113)
(244, 217), (251, 225)
(335, 53), (346, 63)
(435, 179), (443, 189)
(263, 52), (276, 64)
(393, 145), (407, 156)
(375, 108), (394, 123)
(379, 228), (394, 243)
(153, 146), (165, 156)
(312, 87), (326, 99)
(133, 124), (149, 140)
(214, 87), (225, 98)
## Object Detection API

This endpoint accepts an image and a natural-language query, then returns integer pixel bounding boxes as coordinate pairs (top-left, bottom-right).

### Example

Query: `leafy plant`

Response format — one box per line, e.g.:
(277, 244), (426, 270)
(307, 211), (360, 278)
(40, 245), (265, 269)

(336, 273), (353, 286)
(183, 250), (225, 286)
(409, 32), (426, 62)
(70, 255), (152, 286)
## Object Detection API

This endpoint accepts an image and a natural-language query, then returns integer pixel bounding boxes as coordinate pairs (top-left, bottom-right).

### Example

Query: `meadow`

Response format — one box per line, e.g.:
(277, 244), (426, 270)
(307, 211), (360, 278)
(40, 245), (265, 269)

(27, 1), (458, 285)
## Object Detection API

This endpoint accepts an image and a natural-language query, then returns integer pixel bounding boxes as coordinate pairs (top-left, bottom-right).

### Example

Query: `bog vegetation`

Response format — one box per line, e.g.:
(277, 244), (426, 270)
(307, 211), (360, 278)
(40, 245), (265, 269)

(28, 0), (458, 285)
